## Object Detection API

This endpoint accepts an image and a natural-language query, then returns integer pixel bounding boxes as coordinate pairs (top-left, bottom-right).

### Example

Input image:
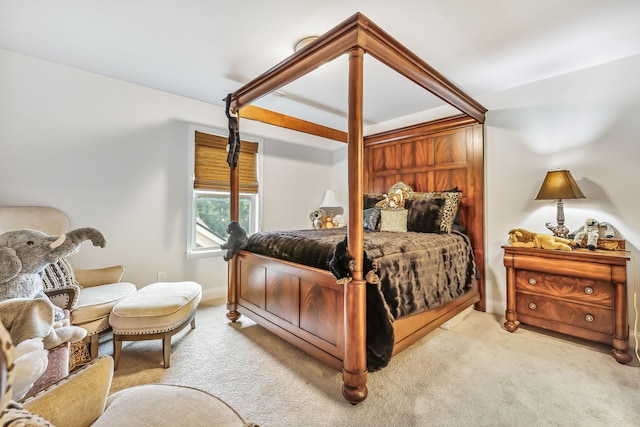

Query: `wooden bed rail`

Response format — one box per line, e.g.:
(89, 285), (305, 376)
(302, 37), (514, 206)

(239, 105), (348, 143)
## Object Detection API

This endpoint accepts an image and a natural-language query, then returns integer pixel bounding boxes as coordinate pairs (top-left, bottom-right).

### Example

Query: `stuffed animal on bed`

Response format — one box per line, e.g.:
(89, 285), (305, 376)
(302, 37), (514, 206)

(329, 237), (379, 285)
(328, 237), (392, 371)
(329, 238), (352, 284)
(309, 210), (324, 229)
(507, 228), (576, 251)
(568, 218), (615, 251)
(221, 221), (248, 261)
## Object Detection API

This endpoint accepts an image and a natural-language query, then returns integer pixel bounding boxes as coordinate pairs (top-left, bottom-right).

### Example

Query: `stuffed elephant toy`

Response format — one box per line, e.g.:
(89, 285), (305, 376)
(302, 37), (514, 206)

(0, 227), (106, 303)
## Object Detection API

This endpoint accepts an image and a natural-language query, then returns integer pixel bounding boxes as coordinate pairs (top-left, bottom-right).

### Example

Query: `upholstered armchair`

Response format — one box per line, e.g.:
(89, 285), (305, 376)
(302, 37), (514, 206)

(0, 206), (137, 360)
(1, 323), (256, 426)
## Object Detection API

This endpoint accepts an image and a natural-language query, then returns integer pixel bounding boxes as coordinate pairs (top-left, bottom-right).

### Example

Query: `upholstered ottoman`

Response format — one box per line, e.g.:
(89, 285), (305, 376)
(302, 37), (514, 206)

(109, 281), (202, 369)
(93, 384), (256, 427)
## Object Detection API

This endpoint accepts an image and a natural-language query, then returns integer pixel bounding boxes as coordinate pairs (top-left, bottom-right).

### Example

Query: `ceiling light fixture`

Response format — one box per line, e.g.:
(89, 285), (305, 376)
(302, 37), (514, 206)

(294, 36), (319, 52)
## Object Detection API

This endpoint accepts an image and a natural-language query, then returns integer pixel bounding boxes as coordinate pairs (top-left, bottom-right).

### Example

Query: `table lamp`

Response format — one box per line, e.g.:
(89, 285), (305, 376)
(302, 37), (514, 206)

(535, 170), (585, 238)
(319, 189), (343, 217)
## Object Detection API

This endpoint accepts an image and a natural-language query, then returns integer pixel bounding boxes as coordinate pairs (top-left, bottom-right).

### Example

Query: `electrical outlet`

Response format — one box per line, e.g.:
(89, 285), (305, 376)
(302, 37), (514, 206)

(157, 271), (166, 282)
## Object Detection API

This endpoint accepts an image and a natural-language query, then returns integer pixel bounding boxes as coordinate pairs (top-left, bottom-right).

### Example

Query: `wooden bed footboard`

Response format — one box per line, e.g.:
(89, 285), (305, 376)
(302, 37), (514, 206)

(229, 250), (479, 371)
(233, 251), (345, 370)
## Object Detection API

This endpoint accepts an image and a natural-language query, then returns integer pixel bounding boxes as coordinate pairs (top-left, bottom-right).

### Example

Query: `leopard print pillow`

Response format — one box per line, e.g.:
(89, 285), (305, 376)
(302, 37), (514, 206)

(1, 402), (54, 426)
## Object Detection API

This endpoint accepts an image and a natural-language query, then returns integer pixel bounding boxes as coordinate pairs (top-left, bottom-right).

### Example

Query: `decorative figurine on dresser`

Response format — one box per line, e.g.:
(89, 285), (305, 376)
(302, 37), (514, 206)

(502, 228), (631, 364)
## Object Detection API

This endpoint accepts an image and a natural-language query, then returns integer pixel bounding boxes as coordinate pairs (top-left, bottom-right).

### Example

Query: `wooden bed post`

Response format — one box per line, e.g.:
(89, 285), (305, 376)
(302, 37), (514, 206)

(342, 47), (368, 405)
(227, 118), (241, 322)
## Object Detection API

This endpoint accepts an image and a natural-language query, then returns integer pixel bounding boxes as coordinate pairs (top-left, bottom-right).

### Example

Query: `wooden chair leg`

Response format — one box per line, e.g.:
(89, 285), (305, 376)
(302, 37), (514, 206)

(113, 335), (122, 370)
(162, 333), (171, 368)
(90, 334), (99, 360)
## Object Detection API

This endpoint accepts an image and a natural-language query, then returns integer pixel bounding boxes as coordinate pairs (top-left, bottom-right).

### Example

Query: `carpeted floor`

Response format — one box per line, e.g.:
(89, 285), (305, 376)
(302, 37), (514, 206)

(100, 301), (640, 427)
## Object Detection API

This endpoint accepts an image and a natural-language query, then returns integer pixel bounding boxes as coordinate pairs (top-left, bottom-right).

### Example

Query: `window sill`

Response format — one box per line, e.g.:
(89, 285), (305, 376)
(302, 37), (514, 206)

(186, 248), (226, 260)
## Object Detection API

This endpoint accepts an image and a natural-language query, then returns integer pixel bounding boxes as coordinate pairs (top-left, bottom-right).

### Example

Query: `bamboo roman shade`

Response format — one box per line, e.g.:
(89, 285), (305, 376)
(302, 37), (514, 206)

(194, 131), (258, 193)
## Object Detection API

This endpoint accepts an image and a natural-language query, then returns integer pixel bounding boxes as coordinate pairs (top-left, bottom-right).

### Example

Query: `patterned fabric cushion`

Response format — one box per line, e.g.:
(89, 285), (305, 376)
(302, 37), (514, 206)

(1, 402), (53, 426)
(69, 341), (92, 371)
(42, 257), (79, 289)
(42, 258), (81, 309)
(379, 209), (408, 232)
(363, 207), (381, 231)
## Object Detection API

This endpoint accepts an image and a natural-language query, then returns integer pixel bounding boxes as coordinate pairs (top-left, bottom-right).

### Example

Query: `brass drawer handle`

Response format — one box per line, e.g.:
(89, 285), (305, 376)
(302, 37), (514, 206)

(528, 278), (537, 285)
(584, 287), (593, 295)
(585, 314), (594, 322)
(528, 302), (537, 310)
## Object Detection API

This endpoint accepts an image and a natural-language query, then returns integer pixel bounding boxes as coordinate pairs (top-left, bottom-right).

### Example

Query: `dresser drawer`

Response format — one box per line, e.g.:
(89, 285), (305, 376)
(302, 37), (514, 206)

(516, 292), (613, 335)
(515, 270), (612, 306)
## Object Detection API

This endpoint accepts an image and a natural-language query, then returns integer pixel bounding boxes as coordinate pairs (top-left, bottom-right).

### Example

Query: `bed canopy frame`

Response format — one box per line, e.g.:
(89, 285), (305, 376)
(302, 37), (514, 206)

(225, 13), (487, 404)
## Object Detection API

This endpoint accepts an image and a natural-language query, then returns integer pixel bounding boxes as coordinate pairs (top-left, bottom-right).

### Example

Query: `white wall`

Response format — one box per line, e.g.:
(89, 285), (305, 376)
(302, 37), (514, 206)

(480, 53), (640, 329)
(0, 49), (332, 301)
(2, 48), (639, 339)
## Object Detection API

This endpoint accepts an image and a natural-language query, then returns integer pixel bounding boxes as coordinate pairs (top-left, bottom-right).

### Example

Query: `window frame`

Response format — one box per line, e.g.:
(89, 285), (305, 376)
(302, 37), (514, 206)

(186, 124), (262, 259)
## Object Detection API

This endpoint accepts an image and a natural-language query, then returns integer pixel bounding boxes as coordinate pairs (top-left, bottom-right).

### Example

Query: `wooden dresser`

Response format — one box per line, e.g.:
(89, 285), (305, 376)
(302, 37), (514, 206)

(502, 245), (631, 363)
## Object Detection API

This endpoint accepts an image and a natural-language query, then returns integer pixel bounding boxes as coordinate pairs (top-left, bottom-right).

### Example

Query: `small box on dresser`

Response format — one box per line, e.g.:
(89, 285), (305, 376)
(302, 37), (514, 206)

(502, 245), (631, 364)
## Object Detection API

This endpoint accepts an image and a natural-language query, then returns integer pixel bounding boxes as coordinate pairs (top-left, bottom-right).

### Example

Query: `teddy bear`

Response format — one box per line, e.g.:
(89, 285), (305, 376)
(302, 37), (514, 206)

(0, 227), (106, 321)
(508, 228), (576, 251)
(332, 214), (346, 228)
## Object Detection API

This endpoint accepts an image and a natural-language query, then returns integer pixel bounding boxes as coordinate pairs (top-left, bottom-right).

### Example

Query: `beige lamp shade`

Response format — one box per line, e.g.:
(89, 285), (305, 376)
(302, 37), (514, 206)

(320, 190), (341, 208)
(535, 170), (585, 201)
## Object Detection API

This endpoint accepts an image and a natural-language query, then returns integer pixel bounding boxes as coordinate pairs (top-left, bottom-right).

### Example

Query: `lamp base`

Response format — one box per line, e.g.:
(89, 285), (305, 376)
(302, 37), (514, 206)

(545, 222), (569, 238)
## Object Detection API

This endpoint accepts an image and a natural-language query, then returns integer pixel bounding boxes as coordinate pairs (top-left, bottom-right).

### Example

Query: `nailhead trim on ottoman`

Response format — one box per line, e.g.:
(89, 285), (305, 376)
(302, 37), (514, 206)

(109, 281), (202, 369)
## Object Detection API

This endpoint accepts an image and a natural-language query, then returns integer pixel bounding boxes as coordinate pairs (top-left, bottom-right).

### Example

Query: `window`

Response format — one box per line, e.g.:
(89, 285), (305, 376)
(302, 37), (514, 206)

(187, 126), (260, 257)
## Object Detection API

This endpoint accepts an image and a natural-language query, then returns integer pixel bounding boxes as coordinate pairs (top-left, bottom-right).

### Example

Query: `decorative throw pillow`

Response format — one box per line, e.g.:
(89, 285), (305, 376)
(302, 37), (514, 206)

(363, 207), (381, 231)
(42, 257), (81, 309)
(379, 209), (408, 232)
(69, 341), (92, 370)
(439, 191), (463, 233)
(442, 186), (466, 232)
(363, 194), (384, 210)
(1, 402), (53, 427)
(42, 257), (79, 289)
(405, 197), (444, 233)
(408, 191), (462, 233)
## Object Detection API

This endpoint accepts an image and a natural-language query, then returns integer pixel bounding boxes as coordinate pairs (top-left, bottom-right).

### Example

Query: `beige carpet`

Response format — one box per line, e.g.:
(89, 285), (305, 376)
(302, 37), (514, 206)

(100, 301), (640, 427)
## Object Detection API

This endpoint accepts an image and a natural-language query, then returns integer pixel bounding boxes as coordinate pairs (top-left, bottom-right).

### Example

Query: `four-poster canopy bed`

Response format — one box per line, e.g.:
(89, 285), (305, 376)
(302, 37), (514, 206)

(225, 13), (487, 404)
